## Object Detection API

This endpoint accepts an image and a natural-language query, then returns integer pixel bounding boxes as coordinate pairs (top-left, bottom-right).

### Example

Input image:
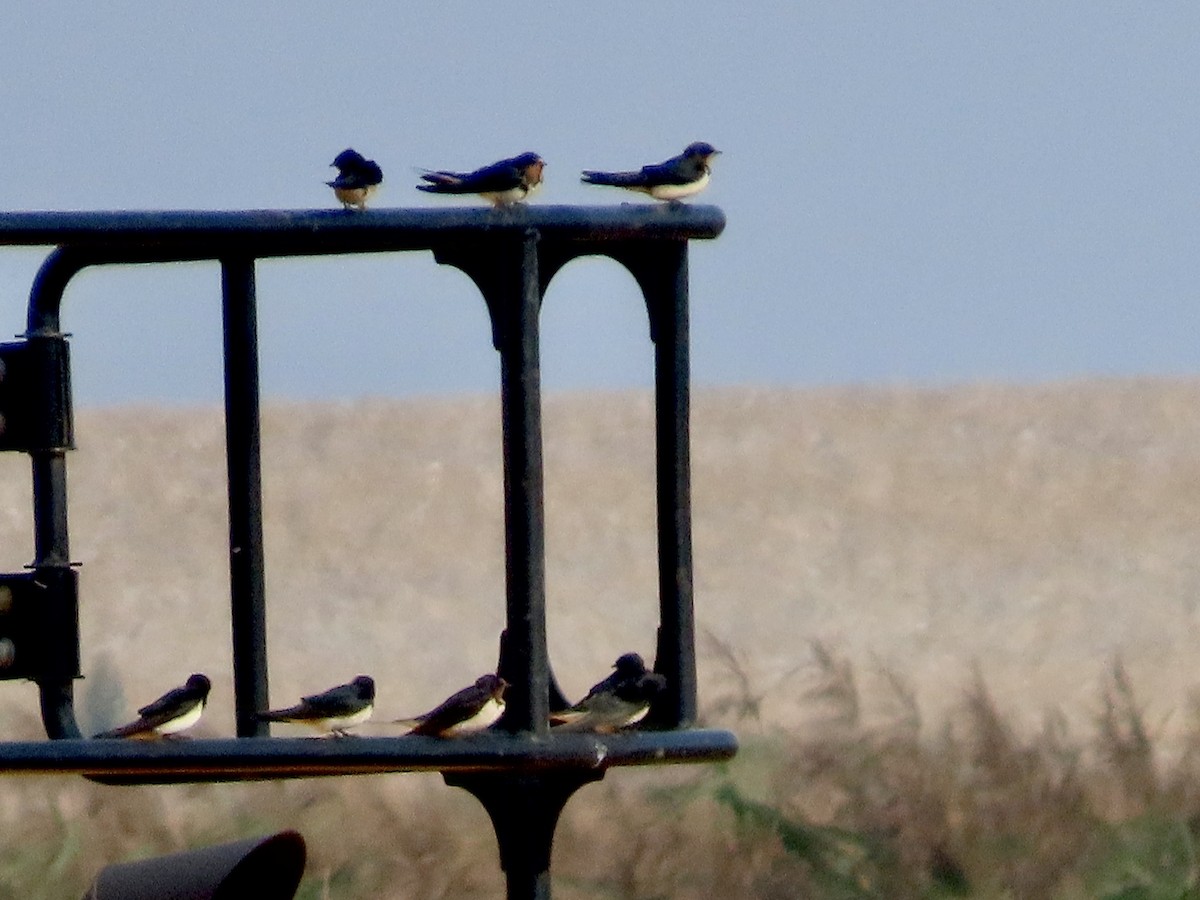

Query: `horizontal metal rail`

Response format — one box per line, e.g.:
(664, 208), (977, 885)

(0, 729), (738, 781)
(0, 206), (724, 253)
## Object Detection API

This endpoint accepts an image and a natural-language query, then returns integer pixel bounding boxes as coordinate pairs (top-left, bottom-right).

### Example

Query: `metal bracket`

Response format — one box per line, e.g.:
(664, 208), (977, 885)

(0, 568), (80, 682)
(0, 337), (73, 453)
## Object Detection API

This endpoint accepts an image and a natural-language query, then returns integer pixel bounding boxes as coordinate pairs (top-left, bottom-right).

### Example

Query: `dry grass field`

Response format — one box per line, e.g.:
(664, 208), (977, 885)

(3, 378), (1200, 897)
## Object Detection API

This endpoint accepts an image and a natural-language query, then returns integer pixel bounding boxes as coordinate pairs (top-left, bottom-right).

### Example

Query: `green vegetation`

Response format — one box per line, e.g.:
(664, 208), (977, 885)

(4, 647), (1200, 898)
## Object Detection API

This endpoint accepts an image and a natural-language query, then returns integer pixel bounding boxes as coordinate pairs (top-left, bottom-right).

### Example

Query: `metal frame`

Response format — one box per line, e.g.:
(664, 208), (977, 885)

(0, 206), (735, 900)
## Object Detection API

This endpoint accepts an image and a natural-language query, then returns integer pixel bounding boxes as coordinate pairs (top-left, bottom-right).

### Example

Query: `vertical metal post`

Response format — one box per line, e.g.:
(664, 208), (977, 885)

(648, 243), (697, 727)
(220, 257), (269, 737)
(445, 770), (601, 900)
(437, 231), (562, 899)
(606, 239), (699, 728)
(496, 233), (550, 735)
(30, 445), (81, 739)
(26, 258), (83, 738)
(434, 231), (551, 736)
(30, 451), (71, 568)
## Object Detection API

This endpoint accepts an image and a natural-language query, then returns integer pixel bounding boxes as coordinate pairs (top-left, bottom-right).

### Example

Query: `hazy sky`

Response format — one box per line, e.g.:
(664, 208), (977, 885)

(1, 4), (1196, 406)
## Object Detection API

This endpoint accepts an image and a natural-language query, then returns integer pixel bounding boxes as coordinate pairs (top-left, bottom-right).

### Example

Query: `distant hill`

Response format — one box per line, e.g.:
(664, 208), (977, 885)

(2, 380), (1198, 739)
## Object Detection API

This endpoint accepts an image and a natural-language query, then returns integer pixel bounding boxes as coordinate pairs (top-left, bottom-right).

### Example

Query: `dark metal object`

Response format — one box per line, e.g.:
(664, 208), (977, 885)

(0, 337), (74, 452)
(0, 570), (79, 683)
(0, 205), (730, 899)
(435, 232), (558, 729)
(0, 729), (736, 780)
(220, 257), (270, 738)
(446, 770), (604, 900)
(0, 206), (721, 253)
(0, 332), (80, 720)
(84, 830), (306, 900)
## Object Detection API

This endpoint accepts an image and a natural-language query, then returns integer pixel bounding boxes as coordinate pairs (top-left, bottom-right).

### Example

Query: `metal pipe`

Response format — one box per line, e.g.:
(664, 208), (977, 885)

(27, 248), (86, 739)
(651, 243), (698, 727)
(37, 678), (81, 739)
(496, 232), (550, 735)
(0, 728), (738, 781)
(0, 207), (725, 256)
(220, 257), (269, 738)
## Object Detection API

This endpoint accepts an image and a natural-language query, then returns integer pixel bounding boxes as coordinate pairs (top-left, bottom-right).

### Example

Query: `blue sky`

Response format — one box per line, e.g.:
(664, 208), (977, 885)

(1, 3), (1196, 406)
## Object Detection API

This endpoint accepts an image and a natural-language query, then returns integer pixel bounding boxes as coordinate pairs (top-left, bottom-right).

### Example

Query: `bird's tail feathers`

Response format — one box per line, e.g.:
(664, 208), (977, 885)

(581, 170), (642, 187)
(258, 706), (306, 722)
(94, 722), (152, 739)
(417, 170), (464, 187)
(549, 713), (597, 733)
(548, 710), (588, 726)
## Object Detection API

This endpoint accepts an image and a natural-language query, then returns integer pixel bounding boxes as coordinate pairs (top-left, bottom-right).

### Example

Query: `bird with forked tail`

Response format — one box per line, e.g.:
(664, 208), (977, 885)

(395, 674), (508, 737)
(94, 673), (211, 739)
(259, 675), (375, 737)
(581, 142), (720, 202)
(416, 153), (545, 208)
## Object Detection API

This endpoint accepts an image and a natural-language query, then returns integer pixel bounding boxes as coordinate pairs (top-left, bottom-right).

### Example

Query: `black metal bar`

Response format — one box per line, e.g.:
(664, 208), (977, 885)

(0, 729), (738, 780)
(446, 770), (603, 900)
(220, 258), (269, 738)
(37, 677), (81, 740)
(648, 243), (697, 728)
(434, 232), (551, 735)
(27, 247), (91, 337)
(546, 240), (700, 728)
(30, 452), (71, 569)
(26, 251), (83, 739)
(0, 207), (724, 256)
(497, 232), (550, 736)
(26, 257), (74, 573)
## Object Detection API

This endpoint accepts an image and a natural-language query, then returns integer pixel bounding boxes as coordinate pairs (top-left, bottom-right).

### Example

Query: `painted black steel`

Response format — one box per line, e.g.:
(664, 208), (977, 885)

(0, 207), (722, 258)
(0, 729), (737, 781)
(446, 770), (605, 900)
(7, 288), (86, 737)
(648, 244), (698, 727)
(0, 205), (729, 899)
(221, 257), (270, 738)
(0, 337), (74, 452)
(433, 232), (561, 729)
(0, 570), (79, 685)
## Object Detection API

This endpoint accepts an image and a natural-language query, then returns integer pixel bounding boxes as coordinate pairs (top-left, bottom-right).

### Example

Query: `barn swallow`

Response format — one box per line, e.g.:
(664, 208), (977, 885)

(395, 674), (508, 736)
(416, 152), (545, 207)
(581, 142), (720, 202)
(328, 148), (384, 211)
(94, 673), (211, 739)
(259, 675), (375, 737)
(551, 653), (666, 733)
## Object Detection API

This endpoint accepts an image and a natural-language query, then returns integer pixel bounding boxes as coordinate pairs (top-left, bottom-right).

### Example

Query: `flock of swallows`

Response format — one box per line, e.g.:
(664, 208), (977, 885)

(92, 653), (667, 740)
(326, 142), (721, 211)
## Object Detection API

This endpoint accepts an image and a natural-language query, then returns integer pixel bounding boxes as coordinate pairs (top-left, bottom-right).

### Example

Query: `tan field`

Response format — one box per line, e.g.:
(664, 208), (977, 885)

(1, 378), (1197, 742)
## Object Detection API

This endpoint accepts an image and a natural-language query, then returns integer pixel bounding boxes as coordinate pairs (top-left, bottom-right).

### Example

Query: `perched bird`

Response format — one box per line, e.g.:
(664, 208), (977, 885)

(551, 653), (666, 733)
(94, 673), (211, 740)
(416, 152), (545, 207)
(395, 674), (508, 737)
(259, 675), (375, 737)
(581, 142), (720, 202)
(327, 148), (384, 211)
